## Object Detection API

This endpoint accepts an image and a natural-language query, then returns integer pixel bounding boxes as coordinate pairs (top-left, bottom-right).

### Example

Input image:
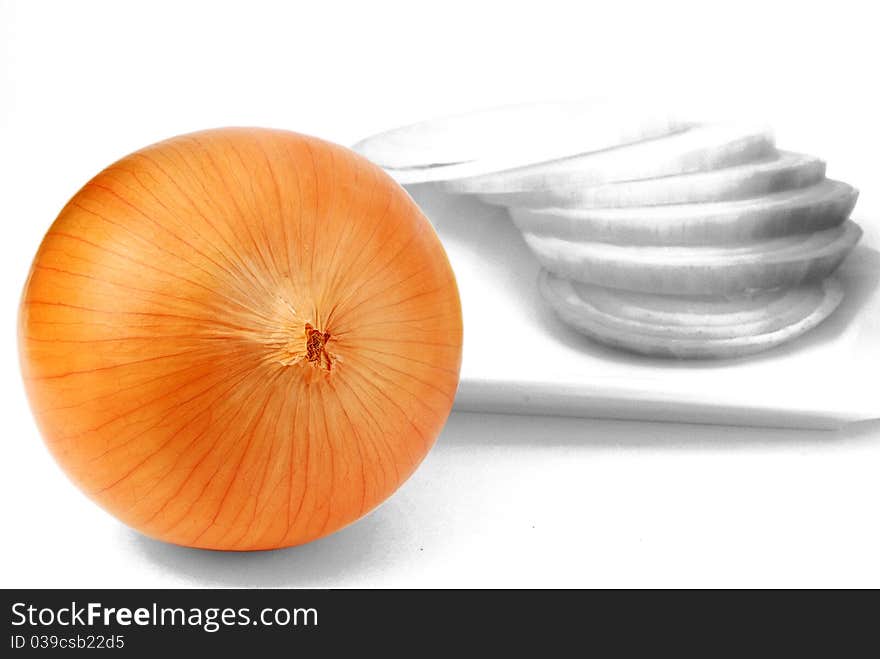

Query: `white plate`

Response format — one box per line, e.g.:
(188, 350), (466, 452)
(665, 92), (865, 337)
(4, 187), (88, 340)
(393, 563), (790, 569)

(409, 184), (880, 429)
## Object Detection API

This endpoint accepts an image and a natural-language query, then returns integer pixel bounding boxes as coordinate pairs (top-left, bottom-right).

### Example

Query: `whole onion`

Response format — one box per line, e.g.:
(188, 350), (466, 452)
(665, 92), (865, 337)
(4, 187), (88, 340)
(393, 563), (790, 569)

(19, 127), (463, 550)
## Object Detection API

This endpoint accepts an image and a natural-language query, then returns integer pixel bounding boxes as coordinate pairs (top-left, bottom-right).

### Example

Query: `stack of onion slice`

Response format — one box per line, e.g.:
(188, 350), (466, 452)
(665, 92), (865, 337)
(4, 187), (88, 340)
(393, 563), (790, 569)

(355, 104), (862, 358)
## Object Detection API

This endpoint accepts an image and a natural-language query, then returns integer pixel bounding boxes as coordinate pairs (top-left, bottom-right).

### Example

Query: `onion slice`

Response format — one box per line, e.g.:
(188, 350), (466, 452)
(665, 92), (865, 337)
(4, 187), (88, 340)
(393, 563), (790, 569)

(480, 151), (826, 209)
(539, 270), (844, 359)
(353, 101), (690, 184)
(510, 179), (857, 246)
(439, 122), (775, 194)
(524, 220), (862, 295)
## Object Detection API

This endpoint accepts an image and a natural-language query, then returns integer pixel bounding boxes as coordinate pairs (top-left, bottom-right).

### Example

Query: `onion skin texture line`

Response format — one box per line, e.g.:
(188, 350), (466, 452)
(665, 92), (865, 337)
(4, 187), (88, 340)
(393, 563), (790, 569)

(19, 127), (463, 551)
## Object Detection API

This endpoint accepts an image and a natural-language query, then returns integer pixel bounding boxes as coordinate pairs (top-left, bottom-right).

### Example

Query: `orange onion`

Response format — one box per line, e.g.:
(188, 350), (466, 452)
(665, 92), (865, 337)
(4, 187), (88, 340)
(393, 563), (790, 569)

(18, 127), (462, 550)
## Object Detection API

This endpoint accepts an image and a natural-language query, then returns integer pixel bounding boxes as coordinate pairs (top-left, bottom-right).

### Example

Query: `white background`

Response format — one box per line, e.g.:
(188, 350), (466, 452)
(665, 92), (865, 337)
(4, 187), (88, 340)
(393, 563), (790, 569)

(2, 0), (880, 587)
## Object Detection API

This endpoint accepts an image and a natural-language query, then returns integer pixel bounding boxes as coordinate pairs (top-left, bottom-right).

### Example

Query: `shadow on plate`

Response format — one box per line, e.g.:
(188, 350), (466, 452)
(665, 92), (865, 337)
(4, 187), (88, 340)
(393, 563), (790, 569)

(129, 505), (404, 587)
